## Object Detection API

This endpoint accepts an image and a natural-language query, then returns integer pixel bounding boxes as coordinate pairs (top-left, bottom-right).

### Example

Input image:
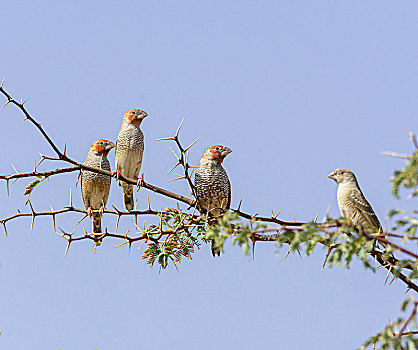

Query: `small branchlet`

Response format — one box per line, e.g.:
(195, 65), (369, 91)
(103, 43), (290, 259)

(362, 298), (418, 349)
(156, 119), (199, 198)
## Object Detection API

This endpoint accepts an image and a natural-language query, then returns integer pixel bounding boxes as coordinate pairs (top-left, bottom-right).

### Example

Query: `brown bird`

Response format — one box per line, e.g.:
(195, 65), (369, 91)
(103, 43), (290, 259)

(115, 109), (147, 210)
(328, 168), (382, 234)
(195, 145), (232, 256)
(81, 139), (115, 244)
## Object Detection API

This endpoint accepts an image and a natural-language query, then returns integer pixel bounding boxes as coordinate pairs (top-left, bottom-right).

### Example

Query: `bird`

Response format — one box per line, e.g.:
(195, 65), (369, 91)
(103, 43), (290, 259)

(194, 145), (232, 256)
(115, 108), (148, 211)
(328, 168), (382, 235)
(81, 139), (115, 245)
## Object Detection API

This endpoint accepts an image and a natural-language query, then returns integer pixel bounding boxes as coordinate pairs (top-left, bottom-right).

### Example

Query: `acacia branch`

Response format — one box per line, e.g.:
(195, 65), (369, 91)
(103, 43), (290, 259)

(396, 300), (418, 339)
(231, 205), (312, 227)
(0, 82), (337, 229)
(0, 82), (314, 227)
(156, 118), (199, 198)
(0, 82), (195, 206)
(396, 330), (418, 336)
(0, 166), (79, 181)
(250, 222), (418, 261)
(381, 151), (412, 159)
(62, 159), (196, 206)
(371, 251), (418, 293)
(1, 206), (159, 224)
(369, 234), (418, 259)
(1, 80), (417, 293)
(406, 128), (418, 150)
(386, 232), (418, 240)
(248, 225), (418, 293)
(0, 79), (62, 157)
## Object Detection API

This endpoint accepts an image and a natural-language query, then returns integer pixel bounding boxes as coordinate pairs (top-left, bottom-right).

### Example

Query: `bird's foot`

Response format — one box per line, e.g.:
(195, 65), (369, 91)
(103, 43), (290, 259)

(99, 206), (105, 217)
(136, 174), (144, 192)
(112, 171), (120, 180)
(87, 207), (93, 217)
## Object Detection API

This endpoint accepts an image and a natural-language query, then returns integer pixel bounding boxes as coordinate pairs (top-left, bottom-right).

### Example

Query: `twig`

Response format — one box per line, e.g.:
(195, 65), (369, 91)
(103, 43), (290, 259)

(381, 151), (412, 159)
(0, 81), (62, 156)
(0, 166), (79, 181)
(395, 300), (418, 339)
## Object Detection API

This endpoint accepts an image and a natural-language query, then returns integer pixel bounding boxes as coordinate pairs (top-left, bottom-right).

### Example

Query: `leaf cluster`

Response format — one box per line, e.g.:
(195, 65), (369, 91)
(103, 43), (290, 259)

(361, 298), (418, 350)
(391, 150), (418, 198)
(205, 212), (267, 256)
(141, 207), (200, 270)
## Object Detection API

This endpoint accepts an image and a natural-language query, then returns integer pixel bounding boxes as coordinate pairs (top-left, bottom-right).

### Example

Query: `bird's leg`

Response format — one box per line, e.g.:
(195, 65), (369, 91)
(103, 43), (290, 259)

(99, 205), (105, 217)
(87, 207), (93, 217)
(136, 178), (143, 189)
(136, 174), (144, 192)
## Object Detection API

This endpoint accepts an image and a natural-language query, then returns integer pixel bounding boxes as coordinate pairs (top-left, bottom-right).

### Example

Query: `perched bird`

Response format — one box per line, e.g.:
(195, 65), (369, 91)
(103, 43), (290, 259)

(115, 108), (148, 210)
(81, 139), (115, 244)
(328, 168), (382, 234)
(195, 145), (232, 256)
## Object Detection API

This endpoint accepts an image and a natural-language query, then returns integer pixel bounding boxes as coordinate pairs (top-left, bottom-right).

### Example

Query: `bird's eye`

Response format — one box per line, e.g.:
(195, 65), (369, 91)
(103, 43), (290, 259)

(338, 171), (344, 175)
(215, 147), (220, 151)
(100, 141), (104, 146)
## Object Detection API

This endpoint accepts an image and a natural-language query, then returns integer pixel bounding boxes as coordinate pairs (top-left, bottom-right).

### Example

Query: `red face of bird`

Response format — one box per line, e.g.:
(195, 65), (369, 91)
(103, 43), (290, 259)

(202, 145), (232, 164)
(328, 168), (357, 185)
(90, 139), (115, 156)
(123, 109), (148, 126)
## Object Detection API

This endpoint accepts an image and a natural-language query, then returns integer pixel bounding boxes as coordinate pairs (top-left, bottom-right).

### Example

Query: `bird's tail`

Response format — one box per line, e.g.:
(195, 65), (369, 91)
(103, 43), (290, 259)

(92, 212), (102, 246)
(211, 239), (221, 257)
(121, 182), (134, 211)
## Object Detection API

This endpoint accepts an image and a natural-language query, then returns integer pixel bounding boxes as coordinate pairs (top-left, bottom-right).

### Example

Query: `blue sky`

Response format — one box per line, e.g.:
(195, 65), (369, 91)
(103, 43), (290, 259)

(0, 1), (417, 349)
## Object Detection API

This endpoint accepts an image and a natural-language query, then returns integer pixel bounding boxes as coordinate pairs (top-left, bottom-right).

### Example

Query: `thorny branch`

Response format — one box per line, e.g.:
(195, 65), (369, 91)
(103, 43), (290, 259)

(156, 118), (199, 198)
(6, 201), (416, 293)
(0, 81), (312, 227)
(396, 301), (418, 339)
(406, 127), (418, 150)
(0, 203), (160, 236)
(381, 151), (412, 160)
(0, 78), (61, 156)
(248, 225), (418, 293)
(0, 166), (80, 181)
(1, 80), (417, 294)
(250, 226), (417, 257)
(0, 79), (194, 206)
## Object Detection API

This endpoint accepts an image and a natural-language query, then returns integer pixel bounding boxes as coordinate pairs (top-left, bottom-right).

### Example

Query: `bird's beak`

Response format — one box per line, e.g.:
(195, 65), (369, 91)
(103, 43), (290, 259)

(328, 171), (336, 181)
(105, 142), (115, 151)
(138, 111), (148, 120)
(221, 147), (232, 157)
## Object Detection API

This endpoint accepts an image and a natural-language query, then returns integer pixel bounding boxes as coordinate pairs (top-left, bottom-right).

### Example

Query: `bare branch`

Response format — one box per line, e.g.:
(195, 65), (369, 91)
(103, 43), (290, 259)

(0, 166), (79, 181)
(0, 84), (62, 156)
(381, 151), (412, 159)
(1, 81), (417, 294)
(395, 300), (418, 339)
(405, 128), (418, 150)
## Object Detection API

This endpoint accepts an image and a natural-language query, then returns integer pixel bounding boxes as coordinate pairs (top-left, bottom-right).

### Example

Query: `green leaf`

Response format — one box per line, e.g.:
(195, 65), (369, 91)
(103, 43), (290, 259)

(24, 176), (44, 196)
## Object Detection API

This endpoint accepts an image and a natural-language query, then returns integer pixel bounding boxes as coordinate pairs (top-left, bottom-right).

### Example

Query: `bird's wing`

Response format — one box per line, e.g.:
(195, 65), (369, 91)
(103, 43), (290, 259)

(115, 137), (122, 171)
(115, 141), (119, 170)
(226, 179), (231, 210)
(349, 187), (382, 230)
(193, 171), (207, 213)
(80, 171), (90, 209)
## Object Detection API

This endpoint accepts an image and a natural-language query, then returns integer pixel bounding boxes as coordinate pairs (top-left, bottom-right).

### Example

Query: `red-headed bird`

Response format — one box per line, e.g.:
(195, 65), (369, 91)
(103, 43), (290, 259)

(115, 109), (147, 210)
(81, 139), (115, 244)
(195, 145), (232, 256)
